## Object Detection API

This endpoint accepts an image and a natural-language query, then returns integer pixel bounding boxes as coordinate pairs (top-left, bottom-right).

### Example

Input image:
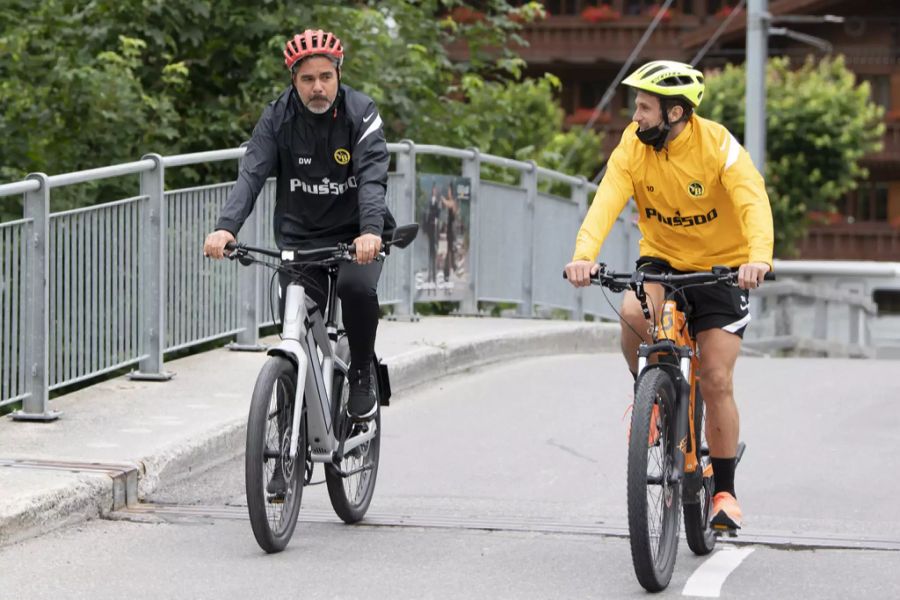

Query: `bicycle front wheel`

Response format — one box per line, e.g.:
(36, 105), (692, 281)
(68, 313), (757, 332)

(627, 368), (681, 592)
(684, 382), (717, 555)
(325, 358), (381, 523)
(245, 357), (306, 553)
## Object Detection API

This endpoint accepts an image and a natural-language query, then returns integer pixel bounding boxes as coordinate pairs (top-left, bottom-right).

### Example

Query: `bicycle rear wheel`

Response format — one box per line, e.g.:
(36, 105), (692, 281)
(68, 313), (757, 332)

(627, 368), (680, 592)
(325, 355), (381, 523)
(245, 357), (306, 553)
(684, 382), (717, 555)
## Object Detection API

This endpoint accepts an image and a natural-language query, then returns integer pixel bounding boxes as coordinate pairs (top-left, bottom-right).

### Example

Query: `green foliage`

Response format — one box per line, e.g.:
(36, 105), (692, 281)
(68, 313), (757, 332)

(700, 56), (884, 256)
(0, 0), (600, 220)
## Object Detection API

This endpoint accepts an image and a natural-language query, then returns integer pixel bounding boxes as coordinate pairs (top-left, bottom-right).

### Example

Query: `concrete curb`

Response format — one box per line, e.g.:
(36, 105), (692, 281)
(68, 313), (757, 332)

(387, 322), (619, 394)
(0, 474), (110, 547)
(1, 321), (619, 544)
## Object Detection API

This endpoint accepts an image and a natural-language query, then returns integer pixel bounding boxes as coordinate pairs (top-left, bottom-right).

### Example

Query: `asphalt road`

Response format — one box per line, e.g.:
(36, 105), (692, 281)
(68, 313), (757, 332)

(1, 354), (898, 599)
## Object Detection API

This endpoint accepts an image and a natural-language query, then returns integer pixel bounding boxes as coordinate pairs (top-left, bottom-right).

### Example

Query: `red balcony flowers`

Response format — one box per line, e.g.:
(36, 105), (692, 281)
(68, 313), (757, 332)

(581, 4), (621, 23)
(644, 4), (673, 22)
(715, 6), (734, 19)
(450, 6), (485, 24)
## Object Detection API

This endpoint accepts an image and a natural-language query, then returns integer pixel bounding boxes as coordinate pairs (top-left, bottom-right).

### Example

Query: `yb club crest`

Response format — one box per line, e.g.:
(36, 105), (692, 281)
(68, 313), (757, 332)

(334, 148), (351, 165)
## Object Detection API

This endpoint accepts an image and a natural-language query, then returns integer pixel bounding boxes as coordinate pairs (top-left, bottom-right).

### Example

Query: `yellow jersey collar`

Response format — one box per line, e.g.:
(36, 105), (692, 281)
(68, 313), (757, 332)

(665, 115), (696, 156)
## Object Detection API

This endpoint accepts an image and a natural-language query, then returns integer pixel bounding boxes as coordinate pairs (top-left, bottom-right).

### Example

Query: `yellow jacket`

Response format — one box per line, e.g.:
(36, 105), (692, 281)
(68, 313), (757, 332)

(573, 115), (774, 271)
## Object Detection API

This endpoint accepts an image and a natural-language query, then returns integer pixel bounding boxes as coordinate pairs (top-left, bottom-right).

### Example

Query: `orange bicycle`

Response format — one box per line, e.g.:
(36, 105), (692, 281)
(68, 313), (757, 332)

(590, 263), (771, 591)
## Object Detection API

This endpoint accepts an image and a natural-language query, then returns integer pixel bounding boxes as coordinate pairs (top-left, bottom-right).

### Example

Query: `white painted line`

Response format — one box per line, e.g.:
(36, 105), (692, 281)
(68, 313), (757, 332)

(682, 546), (755, 597)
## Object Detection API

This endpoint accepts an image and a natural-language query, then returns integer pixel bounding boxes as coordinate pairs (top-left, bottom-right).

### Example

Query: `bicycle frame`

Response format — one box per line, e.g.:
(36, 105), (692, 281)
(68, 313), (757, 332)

(267, 255), (377, 465)
(635, 299), (701, 488)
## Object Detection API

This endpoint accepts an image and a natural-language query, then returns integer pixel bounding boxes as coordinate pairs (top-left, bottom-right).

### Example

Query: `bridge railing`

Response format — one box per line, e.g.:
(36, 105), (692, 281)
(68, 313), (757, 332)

(0, 142), (639, 419)
(744, 280), (877, 358)
(743, 259), (897, 358)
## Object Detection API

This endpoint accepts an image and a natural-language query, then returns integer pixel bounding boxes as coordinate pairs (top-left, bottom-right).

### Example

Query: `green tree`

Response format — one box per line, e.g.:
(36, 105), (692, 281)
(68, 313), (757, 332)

(1, 0), (601, 220)
(699, 56), (884, 256)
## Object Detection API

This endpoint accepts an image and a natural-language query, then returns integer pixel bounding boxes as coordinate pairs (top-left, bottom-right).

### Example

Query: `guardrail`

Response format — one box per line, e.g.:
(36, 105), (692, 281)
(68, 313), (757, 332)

(744, 280), (877, 358)
(0, 142), (639, 419)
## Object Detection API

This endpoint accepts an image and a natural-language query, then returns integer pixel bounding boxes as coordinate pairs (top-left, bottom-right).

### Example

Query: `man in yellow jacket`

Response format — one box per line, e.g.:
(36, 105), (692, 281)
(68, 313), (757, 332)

(565, 60), (774, 532)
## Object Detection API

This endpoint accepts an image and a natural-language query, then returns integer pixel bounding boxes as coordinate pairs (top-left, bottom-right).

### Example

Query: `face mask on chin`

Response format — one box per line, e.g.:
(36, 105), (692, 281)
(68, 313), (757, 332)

(636, 122), (670, 152)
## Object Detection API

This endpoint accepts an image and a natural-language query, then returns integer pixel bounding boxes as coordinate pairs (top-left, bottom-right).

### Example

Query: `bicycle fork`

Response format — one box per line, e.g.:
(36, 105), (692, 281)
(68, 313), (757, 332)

(638, 343), (694, 486)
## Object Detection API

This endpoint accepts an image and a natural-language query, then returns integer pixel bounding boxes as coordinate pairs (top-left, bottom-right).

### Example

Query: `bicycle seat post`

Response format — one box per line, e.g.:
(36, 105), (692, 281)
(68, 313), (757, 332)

(282, 283), (308, 342)
(324, 265), (342, 341)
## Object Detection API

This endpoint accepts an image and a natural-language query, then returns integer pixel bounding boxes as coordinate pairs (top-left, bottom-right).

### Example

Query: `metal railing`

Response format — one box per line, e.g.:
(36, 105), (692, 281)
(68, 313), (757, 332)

(742, 259), (899, 358)
(0, 142), (639, 419)
(744, 280), (877, 358)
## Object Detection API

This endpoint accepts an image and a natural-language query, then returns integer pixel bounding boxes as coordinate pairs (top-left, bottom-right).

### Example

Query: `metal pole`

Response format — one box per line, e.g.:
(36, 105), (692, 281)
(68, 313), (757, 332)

(392, 140), (418, 321)
(12, 173), (61, 421)
(571, 176), (587, 321)
(130, 154), (174, 381)
(229, 142), (265, 351)
(518, 162), (537, 317)
(745, 0), (768, 172)
(461, 148), (481, 315)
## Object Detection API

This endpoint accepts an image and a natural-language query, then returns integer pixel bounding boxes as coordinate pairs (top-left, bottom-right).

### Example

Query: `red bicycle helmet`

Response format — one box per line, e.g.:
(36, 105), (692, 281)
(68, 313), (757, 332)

(284, 29), (344, 71)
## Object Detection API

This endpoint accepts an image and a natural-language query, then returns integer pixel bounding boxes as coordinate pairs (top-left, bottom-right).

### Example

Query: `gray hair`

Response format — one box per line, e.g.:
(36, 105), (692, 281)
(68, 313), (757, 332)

(290, 54), (342, 76)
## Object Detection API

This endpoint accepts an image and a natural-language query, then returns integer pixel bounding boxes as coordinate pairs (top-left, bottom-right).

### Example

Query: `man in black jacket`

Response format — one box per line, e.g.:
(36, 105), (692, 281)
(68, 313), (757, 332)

(204, 29), (395, 422)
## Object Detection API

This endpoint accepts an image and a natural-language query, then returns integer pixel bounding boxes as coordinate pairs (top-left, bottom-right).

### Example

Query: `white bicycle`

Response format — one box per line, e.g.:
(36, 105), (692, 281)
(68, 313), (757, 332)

(226, 224), (418, 553)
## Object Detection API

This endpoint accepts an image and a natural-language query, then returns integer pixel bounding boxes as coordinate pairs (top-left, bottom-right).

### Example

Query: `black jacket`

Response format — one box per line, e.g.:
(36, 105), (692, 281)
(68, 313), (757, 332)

(216, 84), (396, 249)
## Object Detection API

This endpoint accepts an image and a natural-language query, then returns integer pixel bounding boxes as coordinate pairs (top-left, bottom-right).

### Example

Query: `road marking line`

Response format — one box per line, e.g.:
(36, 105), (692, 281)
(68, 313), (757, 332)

(682, 546), (755, 597)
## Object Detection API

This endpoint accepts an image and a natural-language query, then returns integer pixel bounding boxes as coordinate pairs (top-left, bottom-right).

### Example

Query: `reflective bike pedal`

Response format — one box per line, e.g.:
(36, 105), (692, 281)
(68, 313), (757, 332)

(267, 493), (285, 505)
(713, 525), (739, 538)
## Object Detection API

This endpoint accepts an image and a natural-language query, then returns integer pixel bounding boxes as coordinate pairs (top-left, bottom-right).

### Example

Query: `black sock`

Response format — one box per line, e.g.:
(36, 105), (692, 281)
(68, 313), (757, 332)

(630, 370), (637, 381)
(711, 457), (736, 497)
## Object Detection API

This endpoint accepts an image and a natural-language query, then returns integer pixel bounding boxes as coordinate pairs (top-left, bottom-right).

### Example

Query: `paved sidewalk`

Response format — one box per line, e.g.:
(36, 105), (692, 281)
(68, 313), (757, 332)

(0, 317), (618, 547)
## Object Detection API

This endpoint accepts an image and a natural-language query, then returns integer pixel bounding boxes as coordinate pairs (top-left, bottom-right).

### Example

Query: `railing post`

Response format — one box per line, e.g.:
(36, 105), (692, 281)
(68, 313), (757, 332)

(849, 304), (868, 347)
(571, 176), (587, 321)
(461, 148), (481, 314)
(518, 161), (537, 317)
(229, 143), (265, 351)
(12, 173), (61, 421)
(812, 294), (828, 341)
(391, 139), (418, 320)
(130, 154), (174, 381)
(774, 294), (793, 339)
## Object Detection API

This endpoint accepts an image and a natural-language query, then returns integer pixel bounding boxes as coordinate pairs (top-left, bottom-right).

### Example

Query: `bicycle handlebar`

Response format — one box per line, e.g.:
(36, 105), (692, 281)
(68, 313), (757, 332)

(224, 241), (357, 260)
(563, 263), (775, 292)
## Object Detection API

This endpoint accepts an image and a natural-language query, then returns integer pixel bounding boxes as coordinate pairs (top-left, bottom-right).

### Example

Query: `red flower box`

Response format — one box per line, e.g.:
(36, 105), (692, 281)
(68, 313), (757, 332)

(644, 4), (673, 22)
(581, 4), (621, 23)
(450, 6), (485, 24)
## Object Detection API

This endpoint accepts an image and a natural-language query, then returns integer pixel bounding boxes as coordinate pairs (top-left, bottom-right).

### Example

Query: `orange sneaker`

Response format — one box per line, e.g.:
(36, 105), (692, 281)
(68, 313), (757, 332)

(710, 492), (743, 532)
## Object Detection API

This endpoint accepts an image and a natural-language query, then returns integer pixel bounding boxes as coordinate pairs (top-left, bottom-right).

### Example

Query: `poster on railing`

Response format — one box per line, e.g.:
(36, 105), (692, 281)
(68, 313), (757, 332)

(415, 174), (471, 302)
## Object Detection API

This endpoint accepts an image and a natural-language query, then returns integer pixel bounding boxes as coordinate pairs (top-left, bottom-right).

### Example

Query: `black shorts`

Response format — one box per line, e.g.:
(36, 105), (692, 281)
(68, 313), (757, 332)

(636, 256), (751, 338)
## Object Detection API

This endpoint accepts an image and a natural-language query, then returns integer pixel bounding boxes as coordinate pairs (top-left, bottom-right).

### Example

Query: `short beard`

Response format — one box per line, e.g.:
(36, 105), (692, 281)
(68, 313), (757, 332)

(305, 102), (330, 115)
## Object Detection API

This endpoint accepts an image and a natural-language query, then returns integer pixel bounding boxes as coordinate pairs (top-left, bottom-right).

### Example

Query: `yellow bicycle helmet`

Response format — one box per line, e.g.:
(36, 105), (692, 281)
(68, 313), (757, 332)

(621, 60), (705, 108)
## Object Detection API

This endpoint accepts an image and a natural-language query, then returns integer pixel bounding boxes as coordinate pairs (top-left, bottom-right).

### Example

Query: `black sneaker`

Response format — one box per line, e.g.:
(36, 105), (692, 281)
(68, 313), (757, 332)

(347, 366), (377, 422)
(266, 468), (286, 501)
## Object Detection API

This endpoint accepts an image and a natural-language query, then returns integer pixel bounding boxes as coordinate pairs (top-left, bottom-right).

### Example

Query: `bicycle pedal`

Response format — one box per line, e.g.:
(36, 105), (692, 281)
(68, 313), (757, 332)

(713, 525), (739, 538)
(267, 494), (286, 505)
